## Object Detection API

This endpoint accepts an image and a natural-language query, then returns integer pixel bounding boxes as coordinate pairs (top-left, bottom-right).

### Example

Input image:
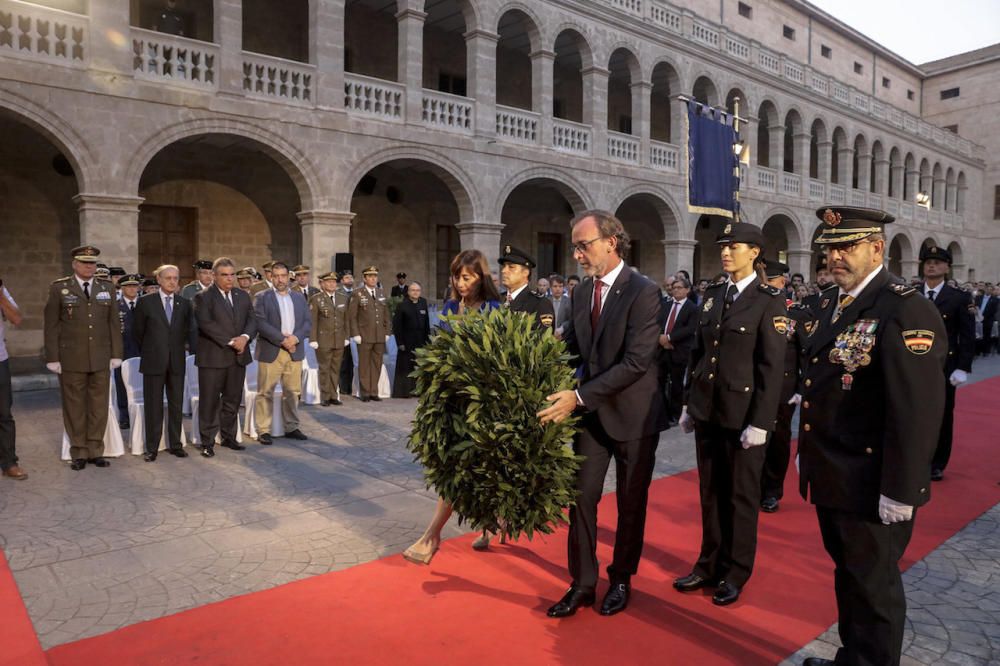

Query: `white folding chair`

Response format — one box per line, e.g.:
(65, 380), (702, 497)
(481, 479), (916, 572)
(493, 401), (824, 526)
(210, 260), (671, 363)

(300, 340), (321, 405)
(121, 358), (188, 455)
(188, 356), (242, 445)
(243, 360), (284, 438)
(350, 339), (392, 399)
(182, 353), (193, 415)
(61, 373), (126, 461)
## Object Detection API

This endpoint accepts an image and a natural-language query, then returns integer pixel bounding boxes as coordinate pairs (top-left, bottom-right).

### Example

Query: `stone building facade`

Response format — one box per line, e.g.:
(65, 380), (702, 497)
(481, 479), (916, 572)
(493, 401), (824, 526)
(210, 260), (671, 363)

(0, 0), (991, 365)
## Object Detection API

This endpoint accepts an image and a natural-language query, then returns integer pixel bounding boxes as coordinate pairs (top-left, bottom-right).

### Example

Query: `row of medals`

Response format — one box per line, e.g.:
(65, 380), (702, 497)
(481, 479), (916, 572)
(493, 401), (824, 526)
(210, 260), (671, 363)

(829, 321), (876, 391)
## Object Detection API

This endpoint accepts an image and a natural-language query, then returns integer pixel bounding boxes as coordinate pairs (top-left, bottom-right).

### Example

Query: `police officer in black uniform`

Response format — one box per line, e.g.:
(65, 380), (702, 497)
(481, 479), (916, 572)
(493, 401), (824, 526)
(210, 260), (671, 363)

(798, 206), (946, 666)
(674, 221), (786, 606)
(114, 274), (143, 429)
(802, 254), (834, 316)
(917, 245), (975, 481)
(759, 259), (813, 513)
(499, 245), (555, 330)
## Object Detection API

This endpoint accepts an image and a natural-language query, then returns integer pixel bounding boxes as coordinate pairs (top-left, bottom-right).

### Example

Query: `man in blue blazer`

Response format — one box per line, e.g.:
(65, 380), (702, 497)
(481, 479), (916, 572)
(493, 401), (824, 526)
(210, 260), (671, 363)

(253, 262), (311, 444)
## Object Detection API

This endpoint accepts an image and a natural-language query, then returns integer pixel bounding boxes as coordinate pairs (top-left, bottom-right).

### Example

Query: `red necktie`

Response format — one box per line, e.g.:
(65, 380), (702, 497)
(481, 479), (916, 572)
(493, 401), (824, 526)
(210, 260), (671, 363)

(665, 301), (678, 334)
(591, 280), (604, 331)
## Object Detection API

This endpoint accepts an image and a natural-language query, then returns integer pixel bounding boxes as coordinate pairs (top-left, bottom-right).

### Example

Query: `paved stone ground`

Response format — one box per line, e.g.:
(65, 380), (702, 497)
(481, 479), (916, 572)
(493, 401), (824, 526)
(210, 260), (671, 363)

(1, 356), (998, 662)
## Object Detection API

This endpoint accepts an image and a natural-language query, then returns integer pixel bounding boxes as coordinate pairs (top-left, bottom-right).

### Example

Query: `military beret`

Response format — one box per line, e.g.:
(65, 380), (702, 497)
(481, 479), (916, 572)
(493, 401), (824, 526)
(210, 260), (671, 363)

(762, 258), (790, 278)
(499, 244), (536, 269)
(291, 265), (309, 274)
(716, 221), (765, 248)
(919, 244), (952, 265)
(814, 206), (893, 245)
(193, 260), (213, 271)
(362, 265), (379, 276)
(71, 245), (101, 262)
(319, 271), (339, 282)
(118, 273), (142, 287)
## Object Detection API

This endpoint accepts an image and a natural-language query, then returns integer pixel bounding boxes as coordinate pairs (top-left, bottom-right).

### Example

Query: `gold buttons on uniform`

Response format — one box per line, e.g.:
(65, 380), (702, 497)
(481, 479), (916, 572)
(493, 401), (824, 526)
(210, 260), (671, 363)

(713, 340), (719, 347)
(805, 379), (812, 387)
(812, 357), (818, 363)
(710, 357), (717, 363)
(739, 326), (746, 332)
(743, 386), (750, 392)
(803, 424), (811, 432)
(803, 401), (810, 409)
(708, 373), (714, 379)
(865, 447), (873, 454)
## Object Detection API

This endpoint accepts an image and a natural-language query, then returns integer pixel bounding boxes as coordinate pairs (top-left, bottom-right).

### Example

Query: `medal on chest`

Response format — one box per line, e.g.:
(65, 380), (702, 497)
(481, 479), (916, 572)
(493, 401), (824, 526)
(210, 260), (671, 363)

(828, 319), (878, 390)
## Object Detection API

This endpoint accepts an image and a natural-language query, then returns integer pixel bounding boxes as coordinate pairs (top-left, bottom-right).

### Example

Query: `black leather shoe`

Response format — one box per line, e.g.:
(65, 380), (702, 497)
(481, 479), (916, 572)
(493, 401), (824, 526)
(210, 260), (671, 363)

(761, 496), (779, 513)
(803, 658), (835, 666)
(360, 396), (370, 403)
(221, 441), (246, 451)
(930, 468), (944, 481)
(331, 399), (343, 406)
(546, 586), (596, 618)
(168, 448), (188, 458)
(599, 583), (630, 616)
(320, 399), (332, 407)
(201, 446), (215, 458)
(119, 420), (131, 430)
(259, 433), (273, 445)
(89, 457), (111, 468)
(673, 573), (715, 592)
(370, 396), (382, 402)
(712, 580), (741, 606)
(143, 452), (157, 462)
(284, 429), (308, 440)
(70, 459), (87, 471)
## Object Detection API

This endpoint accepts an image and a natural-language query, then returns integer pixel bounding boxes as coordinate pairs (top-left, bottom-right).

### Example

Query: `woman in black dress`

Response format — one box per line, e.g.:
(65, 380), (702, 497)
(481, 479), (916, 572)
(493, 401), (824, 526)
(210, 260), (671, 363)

(391, 281), (430, 397)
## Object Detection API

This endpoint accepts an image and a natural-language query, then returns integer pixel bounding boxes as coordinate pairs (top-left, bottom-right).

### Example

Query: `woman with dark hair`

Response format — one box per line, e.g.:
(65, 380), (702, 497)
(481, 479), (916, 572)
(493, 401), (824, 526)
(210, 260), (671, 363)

(391, 281), (430, 398)
(402, 250), (500, 564)
(673, 221), (786, 607)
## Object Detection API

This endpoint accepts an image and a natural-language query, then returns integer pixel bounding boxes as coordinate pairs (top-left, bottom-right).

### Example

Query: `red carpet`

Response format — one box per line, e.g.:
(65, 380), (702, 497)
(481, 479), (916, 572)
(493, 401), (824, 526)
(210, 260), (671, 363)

(34, 377), (1000, 665)
(0, 551), (46, 666)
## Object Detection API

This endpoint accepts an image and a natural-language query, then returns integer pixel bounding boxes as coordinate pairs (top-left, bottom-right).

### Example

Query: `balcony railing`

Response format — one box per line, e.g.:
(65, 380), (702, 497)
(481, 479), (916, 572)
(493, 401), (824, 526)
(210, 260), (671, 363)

(552, 118), (591, 155)
(829, 184), (846, 204)
(780, 172), (801, 197)
(241, 51), (315, 105)
(754, 166), (777, 192)
(344, 73), (404, 121)
(422, 89), (473, 133)
(495, 105), (539, 145)
(650, 140), (679, 172)
(0, 0), (87, 66)
(131, 28), (218, 89)
(608, 131), (640, 164)
(849, 189), (867, 207)
(808, 178), (825, 201)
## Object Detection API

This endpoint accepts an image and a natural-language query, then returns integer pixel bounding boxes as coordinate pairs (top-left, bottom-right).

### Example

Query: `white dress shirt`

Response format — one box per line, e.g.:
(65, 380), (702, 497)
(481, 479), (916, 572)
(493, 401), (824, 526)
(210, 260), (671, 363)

(664, 297), (688, 339)
(724, 271), (759, 301)
(275, 290), (295, 336)
(506, 284), (528, 303)
(592, 259), (626, 314)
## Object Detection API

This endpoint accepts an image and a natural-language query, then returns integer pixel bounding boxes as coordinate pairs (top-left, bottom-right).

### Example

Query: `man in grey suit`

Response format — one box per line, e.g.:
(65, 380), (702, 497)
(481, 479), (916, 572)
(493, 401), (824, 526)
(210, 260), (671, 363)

(549, 274), (573, 339)
(253, 262), (311, 444)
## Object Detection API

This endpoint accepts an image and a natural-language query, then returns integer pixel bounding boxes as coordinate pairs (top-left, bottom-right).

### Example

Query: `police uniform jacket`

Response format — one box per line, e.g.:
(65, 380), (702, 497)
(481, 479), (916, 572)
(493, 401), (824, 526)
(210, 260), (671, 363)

(919, 283), (974, 375)
(348, 286), (390, 341)
(44, 276), (124, 372)
(684, 277), (786, 432)
(781, 302), (813, 401)
(309, 289), (350, 348)
(118, 297), (141, 359)
(509, 286), (555, 330)
(798, 269), (947, 513)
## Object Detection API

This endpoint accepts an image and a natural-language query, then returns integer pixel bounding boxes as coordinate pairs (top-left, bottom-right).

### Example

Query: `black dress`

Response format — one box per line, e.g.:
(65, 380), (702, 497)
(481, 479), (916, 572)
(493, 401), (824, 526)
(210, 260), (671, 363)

(392, 297), (430, 397)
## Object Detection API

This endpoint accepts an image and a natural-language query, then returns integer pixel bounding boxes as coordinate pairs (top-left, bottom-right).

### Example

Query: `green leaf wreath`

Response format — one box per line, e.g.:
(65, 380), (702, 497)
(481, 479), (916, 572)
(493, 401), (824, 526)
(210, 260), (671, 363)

(407, 307), (583, 540)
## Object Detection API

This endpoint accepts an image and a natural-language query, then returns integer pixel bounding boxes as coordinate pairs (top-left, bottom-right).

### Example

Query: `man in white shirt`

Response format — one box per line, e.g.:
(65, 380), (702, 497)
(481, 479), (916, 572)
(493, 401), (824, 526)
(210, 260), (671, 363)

(0, 282), (25, 479)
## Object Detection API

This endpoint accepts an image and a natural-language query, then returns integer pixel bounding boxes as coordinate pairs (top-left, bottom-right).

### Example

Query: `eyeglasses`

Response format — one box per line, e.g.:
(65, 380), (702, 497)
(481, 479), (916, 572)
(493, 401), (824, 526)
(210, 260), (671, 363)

(822, 240), (874, 256)
(571, 237), (605, 254)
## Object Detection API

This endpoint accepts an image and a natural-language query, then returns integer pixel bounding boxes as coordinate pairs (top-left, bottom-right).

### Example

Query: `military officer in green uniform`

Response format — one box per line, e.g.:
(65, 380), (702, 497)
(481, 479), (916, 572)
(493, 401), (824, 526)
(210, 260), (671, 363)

(798, 207), (947, 666)
(181, 260), (214, 301)
(250, 261), (276, 298)
(309, 271), (350, 406)
(498, 245), (555, 330)
(348, 265), (390, 402)
(44, 246), (124, 470)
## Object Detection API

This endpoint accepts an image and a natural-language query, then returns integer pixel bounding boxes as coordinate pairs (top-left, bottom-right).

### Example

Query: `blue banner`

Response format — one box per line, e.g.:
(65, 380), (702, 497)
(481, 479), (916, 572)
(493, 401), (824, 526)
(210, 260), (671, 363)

(686, 100), (738, 218)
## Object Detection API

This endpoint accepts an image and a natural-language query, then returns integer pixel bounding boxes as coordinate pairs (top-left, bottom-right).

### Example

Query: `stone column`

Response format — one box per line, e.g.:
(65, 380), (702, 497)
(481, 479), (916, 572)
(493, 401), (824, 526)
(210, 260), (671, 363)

(873, 158), (890, 195)
(633, 80), (651, 165)
(890, 163), (905, 199)
(957, 183), (968, 215)
(662, 239), (698, 279)
(74, 194), (144, 270)
(89, 0), (132, 75)
(216, 0), (243, 95)
(456, 222), (504, 270)
(793, 131), (810, 177)
(531, 49), (555, 147)
(836, 147), (854, 186)
(298, 211), (354, 275)
(919, 172), (933, 201)
(311, 0), (344, 109)
(933, 177), (946, 210)
(768, 124), (784, 170)
(816, 140), (832, 181)
(905, 169), (920, 201)
(945, 182), (958, 212)
(466, 29), (498, 139)
(952, 262), (967, 282)
(854, 151), (871, 192)
(396, 6), (427, 124)
(785, 249), (813, 280)
(583, 66), (609, 159)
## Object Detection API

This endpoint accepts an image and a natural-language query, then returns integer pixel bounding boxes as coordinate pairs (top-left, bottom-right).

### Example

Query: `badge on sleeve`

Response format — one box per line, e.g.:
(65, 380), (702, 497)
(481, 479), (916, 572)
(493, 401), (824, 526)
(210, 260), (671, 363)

(902, 329), (935, 355)
(804, 321), (817, 336)
(702, 297), (714, 312)
(539, 314), (554, 327)
(772, 316), (790, 334)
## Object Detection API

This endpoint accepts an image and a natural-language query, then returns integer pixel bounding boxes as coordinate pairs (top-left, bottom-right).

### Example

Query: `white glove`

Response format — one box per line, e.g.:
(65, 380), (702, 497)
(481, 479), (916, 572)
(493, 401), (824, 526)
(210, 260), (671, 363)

(385, 335), (390, 342)
(351, 336), (361, 344)
(878, 494), (913, 525)
(343, 339), (350, 348)
(740, 425), (768, 449)
(309, 341), (319, 350)
(679, 406), (695, 434)
(46, 362), (62, 375)
(794, 453), (800, 473)
(110, 358), (122, 370)
(787, 393), (802, 405)
(949, 369), (968, 387)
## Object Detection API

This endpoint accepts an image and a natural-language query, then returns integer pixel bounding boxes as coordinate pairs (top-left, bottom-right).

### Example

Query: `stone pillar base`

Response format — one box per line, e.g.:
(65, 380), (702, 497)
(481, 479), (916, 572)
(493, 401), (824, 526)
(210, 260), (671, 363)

(662, 239), (698, 280)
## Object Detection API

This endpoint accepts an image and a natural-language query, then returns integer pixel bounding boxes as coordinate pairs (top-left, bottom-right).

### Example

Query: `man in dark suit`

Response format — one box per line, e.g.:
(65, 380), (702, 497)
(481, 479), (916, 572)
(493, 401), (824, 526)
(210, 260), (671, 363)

(539, 210), (668, 618)
(975, 283), (997, 356)
(114, 274), (143, 430)
(657, 276), (698, 423)
(798, 207), (946, 666)
(133, 265), (192, 461)
(918, 245), (975, 481)
(499, 245), (555, 330)
(193, 257), (257, 458)
(390, 272), (408, 299)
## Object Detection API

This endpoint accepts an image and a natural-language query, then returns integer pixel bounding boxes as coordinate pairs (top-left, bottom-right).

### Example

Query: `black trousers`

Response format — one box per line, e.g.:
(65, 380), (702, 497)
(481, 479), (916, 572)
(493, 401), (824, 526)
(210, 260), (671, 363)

(692, 420), (766, 588)
(660, 354), (686, 421)
(568, 414), (658, 591)
(761, 400), (796, 500)
(817, 505), (915, 666)
(114, 367), (128, 424)
(143, 371), (185, 454)
(198, 365), (246, 448)
(339, 349), (354, 395)
(931, 379), (956, 471)
(0, 360), (16, 470)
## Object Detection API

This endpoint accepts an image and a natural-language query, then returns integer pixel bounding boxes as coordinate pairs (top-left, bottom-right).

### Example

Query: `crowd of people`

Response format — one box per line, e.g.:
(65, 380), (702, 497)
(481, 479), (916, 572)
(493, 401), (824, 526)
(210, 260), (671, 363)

(0, 203), (993, 666)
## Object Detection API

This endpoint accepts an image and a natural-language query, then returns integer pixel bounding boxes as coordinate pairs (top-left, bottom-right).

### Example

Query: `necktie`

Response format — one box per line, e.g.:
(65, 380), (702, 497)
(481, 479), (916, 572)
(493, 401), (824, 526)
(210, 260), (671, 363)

(82, 281), (90, 300)
(591, 279), (604, 331)
(165, 297), (173, 323)
(928, 289), (937, 302)
(724, 283), (737, 309)
(129, 301), (135, 314)
(224, 291), (233, 309)
(833, 294), (854, 323)
(665, 301), (679, 334)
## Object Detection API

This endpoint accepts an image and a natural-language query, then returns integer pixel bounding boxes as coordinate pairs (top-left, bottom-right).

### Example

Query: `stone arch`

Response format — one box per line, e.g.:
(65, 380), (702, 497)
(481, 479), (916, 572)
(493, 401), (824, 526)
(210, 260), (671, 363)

(725, 87), (751, 115)
(691, 73), (720, 106)
(421, 0), (480, 32)
(496, 6), (542, 110)
(831, 126), (848, 184)
(607, 46), (642, 134)
(931, 162), (944, 209)
(783, 108), (804, 174)
(947, 240), (963, 265)
(611, 184), (684, 240)
(761, 207), (803, 253)
(650, 58), (682, 143)
(493, 165), (593, 220)
(756, 99), (781, 168)
(957, 171), (967, 213)
(809, 117), (828, 179)
(607, 43), (643, 81)
(851, 132), (868, 189)
(551, 24), (594, 70)
(888, 232), (914, 278)
(125, 118), (320, 210)
(494, 3), (543, 54)
(945, 166), (956, 211)
(888, 146), (903, 197)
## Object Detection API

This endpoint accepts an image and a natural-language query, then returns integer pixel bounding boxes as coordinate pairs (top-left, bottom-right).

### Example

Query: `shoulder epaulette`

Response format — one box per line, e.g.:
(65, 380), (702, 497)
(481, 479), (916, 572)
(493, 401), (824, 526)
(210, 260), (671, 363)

(821, 284), (839, 295)
(758, 283), (783, 296)
(789, 302), (809, 311)
(707, 278), (727, 289)
(886, 283), (916, 297)
(51, 276), (73, 285)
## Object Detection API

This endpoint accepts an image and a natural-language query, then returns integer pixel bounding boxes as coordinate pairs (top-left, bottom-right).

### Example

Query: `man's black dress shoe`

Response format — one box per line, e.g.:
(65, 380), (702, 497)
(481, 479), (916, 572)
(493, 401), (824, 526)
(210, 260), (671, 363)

(712, 580), (741, 606)
(930, 468), (944, 481)
(70, 459), (87, 471)
(143, 452), (157, 462)
(761, 496), (779, 513)
(370, 396), (382, 402)
(221, 441), (246, 451)
(330, 399), (343, 406)
(285, 429), (308, 441)
(320, 399), (332, 406)
(168, 448), (188, 458)
(89, 457), (110, 468)
(546, 586), (596, 618)
(201, 446), (215, 458)
(359, 396), (370, 402)
(599, 583), (630, 616)
(259, 433), (273, 445)
(803, 658), (835, 666)
(673, 573), (714, 592)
